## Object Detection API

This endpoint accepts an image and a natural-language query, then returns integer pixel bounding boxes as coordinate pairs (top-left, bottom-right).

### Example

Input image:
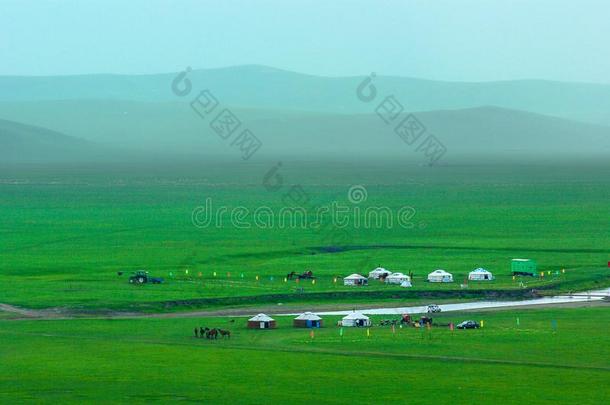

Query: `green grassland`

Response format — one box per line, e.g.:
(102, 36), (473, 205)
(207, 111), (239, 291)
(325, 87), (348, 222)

(1, 307), (608, 404)
(1, 162), (609, 311)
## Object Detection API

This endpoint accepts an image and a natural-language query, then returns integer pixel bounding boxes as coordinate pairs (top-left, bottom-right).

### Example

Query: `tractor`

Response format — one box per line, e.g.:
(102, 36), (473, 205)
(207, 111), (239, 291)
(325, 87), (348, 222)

(128, 270), (164, 285)
(286, 270), (316, 280)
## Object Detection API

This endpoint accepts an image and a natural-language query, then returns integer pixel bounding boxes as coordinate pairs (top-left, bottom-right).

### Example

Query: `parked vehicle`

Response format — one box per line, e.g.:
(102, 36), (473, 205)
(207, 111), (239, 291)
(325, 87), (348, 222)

(419, 316), (433, 326)
(456, 320), (480, 329)
(511, 258), (537, 276)
(427, 304), (441, 313)
(128, 270), (164, 285)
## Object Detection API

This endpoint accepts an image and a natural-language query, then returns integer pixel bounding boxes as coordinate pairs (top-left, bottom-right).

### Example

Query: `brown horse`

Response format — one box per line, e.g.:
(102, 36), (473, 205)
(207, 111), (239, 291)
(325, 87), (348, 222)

(218, 329), (231, 339)
(206, 328), (219, 340)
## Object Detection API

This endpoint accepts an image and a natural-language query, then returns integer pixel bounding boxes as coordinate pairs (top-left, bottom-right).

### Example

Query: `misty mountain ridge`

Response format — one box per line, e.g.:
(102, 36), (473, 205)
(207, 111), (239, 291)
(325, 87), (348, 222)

(1, 64), (610, 126)
(2, 102), (609, 164)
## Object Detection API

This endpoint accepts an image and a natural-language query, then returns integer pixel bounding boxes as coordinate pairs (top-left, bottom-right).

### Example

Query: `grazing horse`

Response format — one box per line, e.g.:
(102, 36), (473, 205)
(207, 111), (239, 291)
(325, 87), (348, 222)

(206, 328), (219, 340)
(200, 327), (208, 338)
(218, 329), (231, 339)
(194, 327), (199, 338)
(286, 271), (296, 280)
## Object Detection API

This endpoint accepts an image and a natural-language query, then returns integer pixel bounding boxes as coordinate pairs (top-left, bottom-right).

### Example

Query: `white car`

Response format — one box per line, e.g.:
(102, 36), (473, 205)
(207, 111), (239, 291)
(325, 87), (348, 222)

(427, 304), (441, 313)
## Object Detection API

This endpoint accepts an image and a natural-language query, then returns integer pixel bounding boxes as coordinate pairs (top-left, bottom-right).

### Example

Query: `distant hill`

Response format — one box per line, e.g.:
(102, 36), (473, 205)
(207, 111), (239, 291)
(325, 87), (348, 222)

(0, 101), (608, 163)
(1, 65), (610, 125)
(0, 119), (120, 163)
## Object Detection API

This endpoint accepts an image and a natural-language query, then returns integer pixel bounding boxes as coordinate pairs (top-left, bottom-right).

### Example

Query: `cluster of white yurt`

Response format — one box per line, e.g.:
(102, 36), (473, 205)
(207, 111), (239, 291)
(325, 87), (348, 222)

(345, 266), (493, 286)
(468, 268), (494, 281)
(343, 274), (368, 286)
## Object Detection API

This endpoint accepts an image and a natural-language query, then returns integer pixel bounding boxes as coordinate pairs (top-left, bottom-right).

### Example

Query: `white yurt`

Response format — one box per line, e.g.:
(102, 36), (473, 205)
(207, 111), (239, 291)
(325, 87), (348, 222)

(293, 312), (323, 328)
(400, 280), (412, 288)
(340, 312), (371, 327)
(427, 269), (453, 283)
(368, 267), (392, 279)
(343, 274), (368, 286)
(468, 268), (494, 281)
(385, 272), (410, 285)
(247, 313), (277, 329)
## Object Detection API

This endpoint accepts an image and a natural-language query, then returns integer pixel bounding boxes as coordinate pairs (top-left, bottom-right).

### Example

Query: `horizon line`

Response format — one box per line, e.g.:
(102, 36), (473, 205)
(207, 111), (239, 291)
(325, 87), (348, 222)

(1, 63), (609, 86)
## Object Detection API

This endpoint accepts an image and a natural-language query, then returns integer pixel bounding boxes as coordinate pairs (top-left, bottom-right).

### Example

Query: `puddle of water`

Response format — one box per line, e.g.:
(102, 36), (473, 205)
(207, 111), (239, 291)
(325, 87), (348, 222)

(284, 287), (610, 316)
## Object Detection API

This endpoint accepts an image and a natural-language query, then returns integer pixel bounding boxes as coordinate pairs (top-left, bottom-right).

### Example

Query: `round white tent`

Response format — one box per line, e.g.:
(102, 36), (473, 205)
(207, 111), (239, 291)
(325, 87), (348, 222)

(343, 274), (368, 286)
(293, 312), (323, 328)
(247, 313), (276, 329)
(385, 272), (410, 285)
(427, 269), (453, 283)
(400, 280), (412, 288)
(368, 267), (392, 279)
(340, 312), (371, 327)
(468, 268), (494, 281)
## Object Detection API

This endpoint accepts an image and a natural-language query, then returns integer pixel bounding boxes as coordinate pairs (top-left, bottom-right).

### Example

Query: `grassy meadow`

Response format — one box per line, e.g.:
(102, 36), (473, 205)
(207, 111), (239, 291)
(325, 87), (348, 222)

(1, 161), (609, 311)
(1, 306), (609, 404)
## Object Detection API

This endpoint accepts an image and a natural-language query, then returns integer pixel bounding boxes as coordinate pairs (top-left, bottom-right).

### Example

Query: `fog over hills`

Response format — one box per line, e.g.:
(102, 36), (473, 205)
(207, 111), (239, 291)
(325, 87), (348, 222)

(2, 101), (609, 164)
(0, 119), (115, 163)
(1, 65), (610, 126)
(1, 65), (609, 164)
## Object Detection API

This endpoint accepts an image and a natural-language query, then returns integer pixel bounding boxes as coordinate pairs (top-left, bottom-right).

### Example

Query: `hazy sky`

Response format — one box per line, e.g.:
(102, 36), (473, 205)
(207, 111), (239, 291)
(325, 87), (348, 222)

(1, 0), (609, 82)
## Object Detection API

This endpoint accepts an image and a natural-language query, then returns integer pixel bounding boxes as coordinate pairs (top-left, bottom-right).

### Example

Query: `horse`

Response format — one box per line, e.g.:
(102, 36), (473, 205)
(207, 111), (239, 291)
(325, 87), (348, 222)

(218, 329), (231, 339)
(194, 327), (199, 338)
(206, 328), (219, 340)
(286, 271), (296, 280)
(200, 327), (207, 338)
